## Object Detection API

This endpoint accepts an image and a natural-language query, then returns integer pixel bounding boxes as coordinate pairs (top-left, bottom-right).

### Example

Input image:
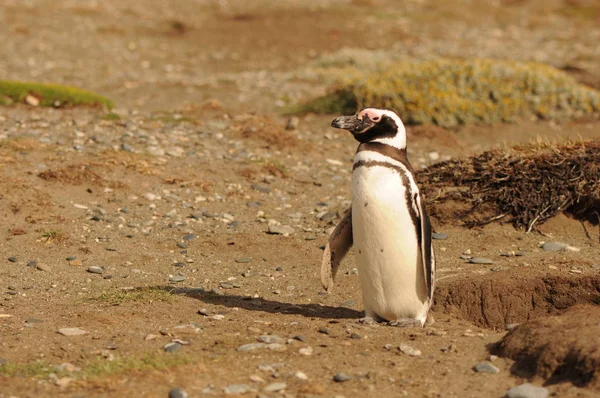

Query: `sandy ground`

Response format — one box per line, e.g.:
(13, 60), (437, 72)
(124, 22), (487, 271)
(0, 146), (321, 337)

(1, 1), (600, 397)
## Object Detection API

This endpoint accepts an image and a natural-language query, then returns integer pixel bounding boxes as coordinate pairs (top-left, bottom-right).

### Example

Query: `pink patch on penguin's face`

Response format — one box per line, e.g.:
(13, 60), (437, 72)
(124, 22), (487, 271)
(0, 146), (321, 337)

(357, 108), (385, 122)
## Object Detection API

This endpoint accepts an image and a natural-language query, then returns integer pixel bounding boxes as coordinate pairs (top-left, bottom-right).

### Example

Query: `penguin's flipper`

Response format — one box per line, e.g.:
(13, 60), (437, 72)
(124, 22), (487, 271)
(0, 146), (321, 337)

(321, 208), (353, 291)
(416, 194), (435, 301)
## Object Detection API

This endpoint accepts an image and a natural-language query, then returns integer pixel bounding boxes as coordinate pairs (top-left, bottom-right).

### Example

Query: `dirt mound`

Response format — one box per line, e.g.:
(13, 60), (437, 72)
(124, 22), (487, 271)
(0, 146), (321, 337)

(434, 273), (600, 330)
(494, 305), (600, 388)
(419, 140), (600, 229)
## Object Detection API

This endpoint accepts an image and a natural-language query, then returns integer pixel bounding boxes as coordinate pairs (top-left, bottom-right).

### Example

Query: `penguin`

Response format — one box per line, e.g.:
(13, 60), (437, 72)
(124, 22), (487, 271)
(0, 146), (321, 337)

(321, 108), (435, 327)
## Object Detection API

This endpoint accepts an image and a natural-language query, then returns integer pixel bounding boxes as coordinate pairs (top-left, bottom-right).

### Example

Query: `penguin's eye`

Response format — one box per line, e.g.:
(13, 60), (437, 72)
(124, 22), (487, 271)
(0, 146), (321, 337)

(372, 116), (380, 121)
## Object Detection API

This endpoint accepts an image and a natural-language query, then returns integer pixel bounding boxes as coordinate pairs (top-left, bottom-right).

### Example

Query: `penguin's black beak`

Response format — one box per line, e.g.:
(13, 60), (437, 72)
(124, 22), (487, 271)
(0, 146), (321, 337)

(331, 115), (360, 130)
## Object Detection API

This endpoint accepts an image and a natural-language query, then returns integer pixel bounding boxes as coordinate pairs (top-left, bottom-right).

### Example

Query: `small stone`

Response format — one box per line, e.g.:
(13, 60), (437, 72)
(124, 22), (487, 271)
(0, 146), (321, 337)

(57, 327), (88, 336)
(268, 225), (295, 235)
(285, 116), (299, 130)
(350, 333), (361, 340)
(259, 335), (285, 344)
(238, 343), (267, 352)
(87, 266), (103, 274)
(235, 257), (252, 263)
(460, 254), (472, 260)
(182, 233), (196, 241)
(220, 282), (234, 289)
(210, 288), (224, 296)
(7, 257), (17, 263)
(251, 184), (272, 193)
(293, 335), (306, 342)
(506, 383), (549, 398)
(169, 388), (189, 398)
(121, 143), (134, 152)
(333, 373), (351, 382)
(144, 192), (160, 201)
(432, 232), (447, 240)
(173, 262), (186, 267)
(490, 266), (502, 272)
(55, 377), (74, 388)
(592, 264), (600, 270)
(295, 370), (308, 380)
(542, 242), (568, 252)
(298, 346), (313, 356)
(25, 94), (40, 106)
(318, 327), (331, 335)
(224, 384), (253, 395)
(177, 243), (187, 249)
(27, 260), (37, 267)
(473, 362), (500, 374)
(383, 344), (393, 351)
(169, 275), (186, 283)
(36, 263), (51, 272)
(249, 374), (265, 383)
(164, 342), (182, 353)
(266, 343), (286, 351)
(469, 257), (493, 265)
(399, 343), (421, 356)
(264, 382), (287, 392)
(211, 314), (225, 320)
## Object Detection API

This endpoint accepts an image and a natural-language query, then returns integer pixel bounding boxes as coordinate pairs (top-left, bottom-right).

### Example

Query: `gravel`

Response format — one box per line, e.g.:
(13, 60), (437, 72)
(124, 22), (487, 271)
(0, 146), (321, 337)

(168, 388), (188, 398)
(268, 225), (295, 235)
(506, 383), (549, 398)
(237, 343), (267, 352)
(473, 362), (500, 374)
(468, 257), (493, 264)
(223, 384), (253, 395)
(57, 327), (88, 336)
(333, 373), (351, 382)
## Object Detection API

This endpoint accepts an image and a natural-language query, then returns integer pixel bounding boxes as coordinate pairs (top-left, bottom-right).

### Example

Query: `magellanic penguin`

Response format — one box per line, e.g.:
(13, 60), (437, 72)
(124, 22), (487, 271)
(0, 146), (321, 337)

(321, 108), (435, 327)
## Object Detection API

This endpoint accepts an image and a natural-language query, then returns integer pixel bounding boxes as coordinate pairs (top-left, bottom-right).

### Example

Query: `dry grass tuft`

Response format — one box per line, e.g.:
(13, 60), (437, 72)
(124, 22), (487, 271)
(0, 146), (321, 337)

(419, 139), (600, 230)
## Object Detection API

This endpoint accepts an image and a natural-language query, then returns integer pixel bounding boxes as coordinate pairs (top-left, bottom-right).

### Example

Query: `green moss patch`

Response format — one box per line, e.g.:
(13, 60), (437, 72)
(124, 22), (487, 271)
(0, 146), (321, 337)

(298, 58), (600, 127)
(0, 80), (113, 108)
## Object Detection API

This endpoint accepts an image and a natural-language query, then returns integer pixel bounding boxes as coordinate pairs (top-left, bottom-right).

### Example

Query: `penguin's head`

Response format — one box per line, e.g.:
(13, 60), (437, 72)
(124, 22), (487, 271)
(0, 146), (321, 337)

(331, 108), (407, 149)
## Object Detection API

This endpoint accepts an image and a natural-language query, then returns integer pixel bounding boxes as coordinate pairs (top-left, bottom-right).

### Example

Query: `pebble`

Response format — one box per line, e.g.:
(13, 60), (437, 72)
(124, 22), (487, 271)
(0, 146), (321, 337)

(432, 232), (448, 240)
(27, 260), (37, 267)
(541, 242), (569, 252)
(66, 256), (77, 261)
(318, 327), (331, 335)
(473, 362), (500, 374)
(57, 327), (88, 336)
(333, 373), (351, 382)
(7, 257), (17, 263)
(210, 288), (224, 296)
(259, 335), (285, 344)
(238, 343), (267, 352)
(87, 266), (103, 274)
(36, 263), (51, 272)
(349, 333), (361, 340)
(220, 282), (234, 289)
(235, 257), (252, 263)
(298, 347), (313, 356)
(268, 225), (295, 235)
(469, 257), (493, 264)
(591, 264), (600, 270)
(295, 371), (308, 380)
(264, 382), (287, 392)
(506, 383), (549, 398)
(169, 275), (186, 283)
(399, 343), (421, 356)
(164, 342), (182, 353)
(182, 233), (196, 241)
(168, 388), (188, 398)
(293, 335), (306, 342)
(173, 262), (186, 267)
(251, 184), (272, 193)
(224, 384), (253, 395)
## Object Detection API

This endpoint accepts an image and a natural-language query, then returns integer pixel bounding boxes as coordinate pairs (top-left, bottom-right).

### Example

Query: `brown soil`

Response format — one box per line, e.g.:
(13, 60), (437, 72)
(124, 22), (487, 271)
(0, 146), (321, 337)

(495, 305), (600, 388)
(1, 1), (600, 398)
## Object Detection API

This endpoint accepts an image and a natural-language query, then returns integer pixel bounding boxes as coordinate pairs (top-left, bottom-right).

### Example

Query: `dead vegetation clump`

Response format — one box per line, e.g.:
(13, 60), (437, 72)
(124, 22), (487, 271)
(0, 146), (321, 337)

(232, 114), (310, 151)
(38, 164), (123, 188)
(419, 140), (600, 230)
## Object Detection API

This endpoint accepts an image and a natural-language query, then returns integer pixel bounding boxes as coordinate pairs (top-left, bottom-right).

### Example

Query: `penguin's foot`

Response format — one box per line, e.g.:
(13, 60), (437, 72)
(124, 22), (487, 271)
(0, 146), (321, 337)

(357, 316), (379, 326)
(388, 318), (423, 328)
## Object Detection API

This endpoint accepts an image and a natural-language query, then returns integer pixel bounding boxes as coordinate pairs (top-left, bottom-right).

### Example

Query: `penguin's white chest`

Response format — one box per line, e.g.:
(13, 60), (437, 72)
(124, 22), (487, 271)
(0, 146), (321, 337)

(352, 164), (428, 322)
